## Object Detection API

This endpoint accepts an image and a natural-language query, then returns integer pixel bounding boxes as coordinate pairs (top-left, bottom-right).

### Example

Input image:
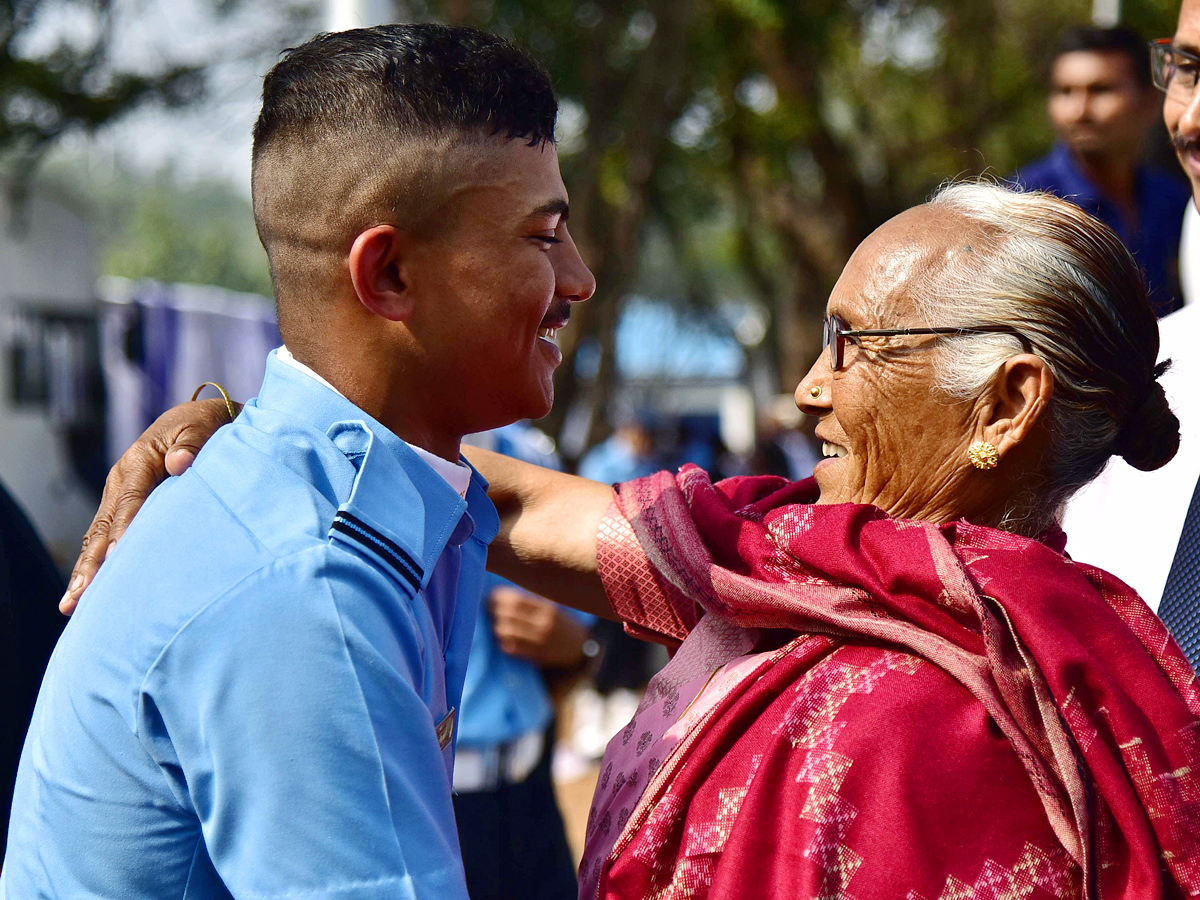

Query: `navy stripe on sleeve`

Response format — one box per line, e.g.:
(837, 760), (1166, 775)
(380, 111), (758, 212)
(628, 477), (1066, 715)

(330, 512), (424, 593)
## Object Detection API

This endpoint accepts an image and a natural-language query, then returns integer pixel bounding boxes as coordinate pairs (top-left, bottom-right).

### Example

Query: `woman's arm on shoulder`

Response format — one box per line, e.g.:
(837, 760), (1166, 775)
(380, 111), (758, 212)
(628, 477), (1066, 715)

(62, 398), (235, 613)
(63, 408), (619, 622)
(463, 446), (617, 620)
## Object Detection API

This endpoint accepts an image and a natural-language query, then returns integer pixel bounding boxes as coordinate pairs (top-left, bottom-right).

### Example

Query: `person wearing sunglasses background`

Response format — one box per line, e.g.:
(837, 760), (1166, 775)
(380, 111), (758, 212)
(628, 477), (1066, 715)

(1015, 25), (1188, 317)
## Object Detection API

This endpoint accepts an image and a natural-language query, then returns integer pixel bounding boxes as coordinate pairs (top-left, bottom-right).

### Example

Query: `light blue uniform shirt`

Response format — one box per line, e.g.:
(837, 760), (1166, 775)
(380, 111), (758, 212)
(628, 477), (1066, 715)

(2, 352), (498, 900)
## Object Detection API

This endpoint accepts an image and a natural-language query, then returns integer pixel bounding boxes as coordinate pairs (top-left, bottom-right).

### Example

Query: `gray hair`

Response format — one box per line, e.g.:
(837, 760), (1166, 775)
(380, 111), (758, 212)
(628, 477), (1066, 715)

(917, 181), (1177, 533)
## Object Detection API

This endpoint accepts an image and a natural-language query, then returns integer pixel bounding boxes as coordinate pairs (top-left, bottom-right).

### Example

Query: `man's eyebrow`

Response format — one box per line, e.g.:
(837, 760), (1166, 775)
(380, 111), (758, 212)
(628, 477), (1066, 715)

(526, 199), (570, 222)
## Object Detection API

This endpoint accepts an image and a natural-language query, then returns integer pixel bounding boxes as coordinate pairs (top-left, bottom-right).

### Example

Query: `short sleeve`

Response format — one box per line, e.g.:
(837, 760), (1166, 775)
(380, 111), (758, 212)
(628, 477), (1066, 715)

(138, 549), (468, 900)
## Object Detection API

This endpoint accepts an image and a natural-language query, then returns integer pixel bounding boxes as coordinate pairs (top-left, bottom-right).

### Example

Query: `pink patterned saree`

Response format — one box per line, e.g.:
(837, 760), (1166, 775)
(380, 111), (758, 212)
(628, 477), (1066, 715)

(579, 468), (1200, 900)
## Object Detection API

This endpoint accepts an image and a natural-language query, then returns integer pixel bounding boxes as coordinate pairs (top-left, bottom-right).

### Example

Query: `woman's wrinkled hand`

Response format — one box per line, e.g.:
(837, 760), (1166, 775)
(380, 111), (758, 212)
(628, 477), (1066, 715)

(60, 398), (237, 615)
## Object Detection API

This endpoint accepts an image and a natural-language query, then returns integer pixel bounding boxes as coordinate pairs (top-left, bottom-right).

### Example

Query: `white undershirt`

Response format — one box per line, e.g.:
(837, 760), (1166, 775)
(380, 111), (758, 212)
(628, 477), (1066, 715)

(275, 346), (472, 498)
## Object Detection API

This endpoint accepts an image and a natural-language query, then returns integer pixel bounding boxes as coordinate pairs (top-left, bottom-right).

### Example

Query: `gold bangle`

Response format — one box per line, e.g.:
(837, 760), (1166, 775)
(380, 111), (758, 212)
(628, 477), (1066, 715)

(190, 382), (238, 423)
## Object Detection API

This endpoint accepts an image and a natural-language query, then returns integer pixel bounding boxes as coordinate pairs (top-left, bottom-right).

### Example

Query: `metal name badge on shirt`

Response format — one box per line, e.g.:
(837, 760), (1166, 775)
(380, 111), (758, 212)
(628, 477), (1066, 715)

(435, 708), (456, 751)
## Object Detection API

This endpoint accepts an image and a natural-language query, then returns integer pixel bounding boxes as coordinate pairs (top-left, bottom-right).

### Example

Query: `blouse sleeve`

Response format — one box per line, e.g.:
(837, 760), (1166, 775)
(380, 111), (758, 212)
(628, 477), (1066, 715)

(597, 496), (703, 647)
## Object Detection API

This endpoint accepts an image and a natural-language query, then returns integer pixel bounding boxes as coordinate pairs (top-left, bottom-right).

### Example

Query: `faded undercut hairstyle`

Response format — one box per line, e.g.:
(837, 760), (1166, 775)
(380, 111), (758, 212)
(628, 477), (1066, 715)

(250, 24), (557, 338)
(921, 182), (1178, 531)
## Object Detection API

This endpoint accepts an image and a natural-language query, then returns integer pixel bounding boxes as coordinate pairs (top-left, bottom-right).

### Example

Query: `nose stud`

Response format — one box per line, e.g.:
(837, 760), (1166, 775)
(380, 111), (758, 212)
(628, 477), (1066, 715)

(809, 386), (822, 399)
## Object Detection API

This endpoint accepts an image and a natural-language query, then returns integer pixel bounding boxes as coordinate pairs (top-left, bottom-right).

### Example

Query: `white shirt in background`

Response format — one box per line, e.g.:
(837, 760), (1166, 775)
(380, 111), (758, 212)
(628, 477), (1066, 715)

(1061, 304), (1200, 610)
(1180, 200), (1199, 308)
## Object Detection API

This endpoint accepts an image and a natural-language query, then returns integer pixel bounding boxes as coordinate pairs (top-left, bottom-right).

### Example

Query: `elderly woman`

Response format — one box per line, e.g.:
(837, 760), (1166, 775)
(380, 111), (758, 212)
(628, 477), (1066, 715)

(70, 183), (1199, 898)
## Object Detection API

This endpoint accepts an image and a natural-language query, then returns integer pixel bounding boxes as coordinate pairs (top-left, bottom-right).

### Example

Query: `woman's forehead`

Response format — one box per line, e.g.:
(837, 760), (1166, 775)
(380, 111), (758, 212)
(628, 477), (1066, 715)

(830, 207), (977, 323)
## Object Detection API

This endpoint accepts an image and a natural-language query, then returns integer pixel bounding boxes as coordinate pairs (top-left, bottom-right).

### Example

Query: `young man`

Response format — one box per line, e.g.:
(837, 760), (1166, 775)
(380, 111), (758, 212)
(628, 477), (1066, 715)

(1015, 26), (1189, 316)
(2, 24), (593, 900)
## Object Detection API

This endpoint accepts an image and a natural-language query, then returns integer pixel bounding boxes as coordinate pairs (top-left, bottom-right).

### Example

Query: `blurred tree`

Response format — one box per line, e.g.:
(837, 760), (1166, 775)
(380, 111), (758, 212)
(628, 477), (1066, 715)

(4, 0), (318, 205)
(100, 168), (272, 295)
(47, 158), (272, 294)
(0, 0), (203, 196)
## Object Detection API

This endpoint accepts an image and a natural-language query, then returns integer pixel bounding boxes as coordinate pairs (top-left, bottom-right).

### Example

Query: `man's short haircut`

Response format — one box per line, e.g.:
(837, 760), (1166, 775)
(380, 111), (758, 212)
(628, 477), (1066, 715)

(252, 24), (557, 163)
(250, 25), (557, 334)
(1051, 25), (1152, 89)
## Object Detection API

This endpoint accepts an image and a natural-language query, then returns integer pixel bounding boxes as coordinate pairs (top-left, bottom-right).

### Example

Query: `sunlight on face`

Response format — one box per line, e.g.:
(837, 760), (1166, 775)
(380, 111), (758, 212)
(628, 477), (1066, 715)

(402, 139), (596, 435)
(796, 206), (983, 522)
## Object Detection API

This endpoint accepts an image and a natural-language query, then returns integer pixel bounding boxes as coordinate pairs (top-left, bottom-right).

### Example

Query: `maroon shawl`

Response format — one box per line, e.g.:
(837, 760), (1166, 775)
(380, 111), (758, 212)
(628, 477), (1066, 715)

(589, 468), (1200, 900)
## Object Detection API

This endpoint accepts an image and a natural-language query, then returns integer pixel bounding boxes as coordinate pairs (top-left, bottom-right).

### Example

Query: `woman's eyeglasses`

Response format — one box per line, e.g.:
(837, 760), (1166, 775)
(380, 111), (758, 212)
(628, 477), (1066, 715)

(821, 313), (1027, 371)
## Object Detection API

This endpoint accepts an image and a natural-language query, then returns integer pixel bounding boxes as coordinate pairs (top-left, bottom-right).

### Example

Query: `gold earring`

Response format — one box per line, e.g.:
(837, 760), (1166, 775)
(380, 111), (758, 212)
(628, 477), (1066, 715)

(968, 441), (999, 470)
(809, 385), (822, 398)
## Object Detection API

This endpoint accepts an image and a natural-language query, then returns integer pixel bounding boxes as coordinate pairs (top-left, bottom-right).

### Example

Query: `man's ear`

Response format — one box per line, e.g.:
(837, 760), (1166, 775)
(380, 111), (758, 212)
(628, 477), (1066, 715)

(348, 225), (414, 322)
(978, 354), (1055, 456)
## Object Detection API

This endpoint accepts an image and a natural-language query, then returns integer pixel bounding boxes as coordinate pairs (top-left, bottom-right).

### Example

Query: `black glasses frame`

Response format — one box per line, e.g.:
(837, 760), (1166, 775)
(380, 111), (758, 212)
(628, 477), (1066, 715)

(1151, 38), (1200, 99)
(822, 313), (1028, 371)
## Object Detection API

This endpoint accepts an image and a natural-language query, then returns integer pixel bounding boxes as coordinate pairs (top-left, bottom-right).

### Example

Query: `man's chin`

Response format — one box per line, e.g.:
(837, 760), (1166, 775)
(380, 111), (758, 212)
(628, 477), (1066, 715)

(474, 389), (554, 432)
(523, 382), (555, 421)
(1174, 148), (1200, 198)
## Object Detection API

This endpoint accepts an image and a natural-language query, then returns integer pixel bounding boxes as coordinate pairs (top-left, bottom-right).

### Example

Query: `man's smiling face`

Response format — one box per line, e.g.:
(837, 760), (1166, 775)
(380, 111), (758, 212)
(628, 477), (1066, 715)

(402, 137), (596, 436)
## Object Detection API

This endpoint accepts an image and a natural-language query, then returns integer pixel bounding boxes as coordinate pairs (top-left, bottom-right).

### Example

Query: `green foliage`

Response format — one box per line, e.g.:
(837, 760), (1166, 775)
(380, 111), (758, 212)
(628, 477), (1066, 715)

(1, 1), (204, 181)
(48, 160), (272, 296)
(101, 169), (271, 296)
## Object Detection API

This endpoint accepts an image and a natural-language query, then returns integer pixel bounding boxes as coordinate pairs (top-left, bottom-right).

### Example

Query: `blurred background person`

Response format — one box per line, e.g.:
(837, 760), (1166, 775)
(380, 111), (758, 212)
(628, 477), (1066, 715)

(0, 479), (66, 867)
(571, 416), (667, 761)
(752, 394), (821, 480)
(577, 417), (660, 486)
(457, 423), (591, 900)
(1015, 25), (1189, 316)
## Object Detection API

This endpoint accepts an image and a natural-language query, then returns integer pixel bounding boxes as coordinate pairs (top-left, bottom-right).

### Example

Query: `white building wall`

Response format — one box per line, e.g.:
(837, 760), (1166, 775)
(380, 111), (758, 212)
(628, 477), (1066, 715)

(0, 186), (99, 568)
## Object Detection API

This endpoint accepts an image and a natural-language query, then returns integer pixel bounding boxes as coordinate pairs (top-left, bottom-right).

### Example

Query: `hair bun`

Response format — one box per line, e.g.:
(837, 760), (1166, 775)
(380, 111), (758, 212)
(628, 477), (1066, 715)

(1115, 374), (1180, 471)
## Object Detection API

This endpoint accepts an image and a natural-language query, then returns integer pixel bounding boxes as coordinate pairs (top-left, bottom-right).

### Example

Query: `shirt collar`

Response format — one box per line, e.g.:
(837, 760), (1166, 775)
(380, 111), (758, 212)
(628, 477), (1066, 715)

(1047, 142), (1148, 211)
(275, 345), (472, 498)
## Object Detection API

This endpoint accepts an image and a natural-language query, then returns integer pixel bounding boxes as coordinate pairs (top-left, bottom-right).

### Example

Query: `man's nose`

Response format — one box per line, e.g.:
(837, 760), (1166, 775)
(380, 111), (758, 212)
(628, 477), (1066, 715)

(1068, 90), (1090, 121)
(555, 235), (596, 303)
(1177, 89), (1200, 141)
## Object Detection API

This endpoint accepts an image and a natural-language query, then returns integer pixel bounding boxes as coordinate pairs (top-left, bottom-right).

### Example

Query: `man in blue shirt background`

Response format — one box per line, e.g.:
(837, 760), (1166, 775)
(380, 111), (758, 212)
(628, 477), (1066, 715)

(454, 422), (593, 900)
(1016, 25), (1190, 316)
(3, 24), (595, 900)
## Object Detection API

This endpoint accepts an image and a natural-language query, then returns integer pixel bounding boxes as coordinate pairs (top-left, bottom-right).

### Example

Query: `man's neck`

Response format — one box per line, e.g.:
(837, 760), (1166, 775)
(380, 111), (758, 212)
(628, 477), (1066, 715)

(286, 347), (464, 464)
(1072, 147), (1140, 210)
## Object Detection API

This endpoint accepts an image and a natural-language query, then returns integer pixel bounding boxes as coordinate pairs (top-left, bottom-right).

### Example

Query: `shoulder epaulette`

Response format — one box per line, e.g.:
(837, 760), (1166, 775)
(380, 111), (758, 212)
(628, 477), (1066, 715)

(330, 510), (424, 595)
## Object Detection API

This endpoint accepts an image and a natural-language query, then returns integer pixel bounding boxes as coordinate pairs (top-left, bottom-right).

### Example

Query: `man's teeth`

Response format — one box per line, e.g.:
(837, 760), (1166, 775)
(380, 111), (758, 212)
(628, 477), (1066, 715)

(821, 442), (848, 459)
(538, 326), (560, 342)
